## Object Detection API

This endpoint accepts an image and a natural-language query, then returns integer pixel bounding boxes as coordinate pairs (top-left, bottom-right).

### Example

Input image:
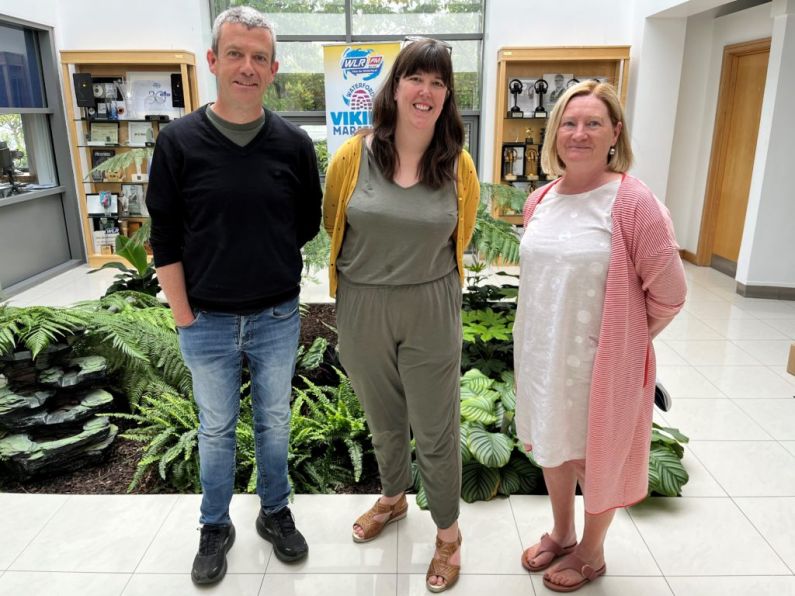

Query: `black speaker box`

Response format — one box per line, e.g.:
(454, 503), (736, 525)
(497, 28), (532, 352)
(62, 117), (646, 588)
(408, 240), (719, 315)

(171, 73), (185, 108)
(73, 73), (95, 108)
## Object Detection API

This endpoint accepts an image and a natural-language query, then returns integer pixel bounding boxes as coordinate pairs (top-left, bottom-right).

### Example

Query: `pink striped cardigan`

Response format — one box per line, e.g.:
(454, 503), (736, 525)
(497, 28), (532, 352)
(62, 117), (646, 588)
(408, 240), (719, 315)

(522, 175), (687, 514)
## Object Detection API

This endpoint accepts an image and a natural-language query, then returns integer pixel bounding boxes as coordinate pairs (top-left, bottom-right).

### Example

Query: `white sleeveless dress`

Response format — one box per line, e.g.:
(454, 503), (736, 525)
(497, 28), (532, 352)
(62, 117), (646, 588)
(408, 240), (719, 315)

(514, 180), (619, 467)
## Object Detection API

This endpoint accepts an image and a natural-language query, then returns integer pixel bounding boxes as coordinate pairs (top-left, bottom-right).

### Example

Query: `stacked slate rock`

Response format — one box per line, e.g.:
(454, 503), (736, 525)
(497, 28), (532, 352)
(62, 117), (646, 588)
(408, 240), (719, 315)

(0, 344), (117, 480)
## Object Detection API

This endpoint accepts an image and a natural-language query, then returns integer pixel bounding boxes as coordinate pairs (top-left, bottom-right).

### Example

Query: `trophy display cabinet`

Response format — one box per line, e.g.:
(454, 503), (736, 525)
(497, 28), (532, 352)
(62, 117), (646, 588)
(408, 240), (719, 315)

(60, 50), (199, 266)
(492, 46), (630, 224)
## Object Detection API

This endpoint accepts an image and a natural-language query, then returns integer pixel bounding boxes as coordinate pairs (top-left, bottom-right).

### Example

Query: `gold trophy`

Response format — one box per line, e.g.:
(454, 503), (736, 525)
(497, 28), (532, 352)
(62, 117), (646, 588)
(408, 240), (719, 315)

(503, 147), (517, 181)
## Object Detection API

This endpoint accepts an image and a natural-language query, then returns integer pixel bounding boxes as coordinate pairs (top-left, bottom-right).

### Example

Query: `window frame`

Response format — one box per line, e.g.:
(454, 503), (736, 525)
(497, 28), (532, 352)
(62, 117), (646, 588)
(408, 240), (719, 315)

(209, 1), (486, 165)
(0, 14), (84, 293)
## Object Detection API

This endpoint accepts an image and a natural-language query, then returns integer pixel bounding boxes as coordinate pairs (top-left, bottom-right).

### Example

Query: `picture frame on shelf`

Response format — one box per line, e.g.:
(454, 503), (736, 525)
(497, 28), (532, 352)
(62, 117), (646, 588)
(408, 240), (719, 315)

(90, 149), (115, 182)
(121, 184), (145, 216)
(86, 192), (118, 217)
(543, 73), (573, 112)
(89, 121), (119, 144)
(514, 78), (539, 115)
(126, 71), (181, 120)
(502, 143), (525, 181)
(92, 217), (120, 254)
(127, 121), (154, 146)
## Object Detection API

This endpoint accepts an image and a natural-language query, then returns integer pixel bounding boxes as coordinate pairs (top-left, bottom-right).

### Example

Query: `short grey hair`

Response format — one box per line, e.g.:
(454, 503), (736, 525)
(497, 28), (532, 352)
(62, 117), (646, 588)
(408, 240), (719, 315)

(211, 6), (277, 59)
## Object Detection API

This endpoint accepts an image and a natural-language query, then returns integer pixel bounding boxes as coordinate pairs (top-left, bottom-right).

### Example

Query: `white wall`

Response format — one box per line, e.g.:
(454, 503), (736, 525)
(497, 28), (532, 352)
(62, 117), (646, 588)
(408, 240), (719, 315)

(0, 1), (57, 27)
(625, 14), (687, 203)
(665, 3), (772, 252)
(736, 0), (795, 288)
(480, 0), (634, 180)
(2, 0), (215, 111)
(53, 0), (215, 104)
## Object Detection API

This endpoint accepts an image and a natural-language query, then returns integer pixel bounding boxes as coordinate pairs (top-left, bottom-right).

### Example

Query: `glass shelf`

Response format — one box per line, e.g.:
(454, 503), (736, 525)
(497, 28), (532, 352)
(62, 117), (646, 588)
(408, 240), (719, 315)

(505, 114), (548, 120)
(88, 214), (149, 220)
(82, 180), (147, 185)
(73, 117), (172, 123)
(78, 144), (154, 149)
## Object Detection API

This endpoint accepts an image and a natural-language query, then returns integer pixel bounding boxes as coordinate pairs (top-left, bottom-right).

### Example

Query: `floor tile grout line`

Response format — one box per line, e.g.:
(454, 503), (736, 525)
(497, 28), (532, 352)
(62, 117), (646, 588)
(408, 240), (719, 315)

(395, 509), (400, 596)
(256, 570), (267, 596)
(722, 395), (779, 441)
(730, 495), (795, 576)
(678, 442), (731, 498)
(505, 496), (540, 596)
(729, 396), (791, 442)
(625, 504), (669, 587)
(5, 493), (73, 573)
(125, 494), (182, 586)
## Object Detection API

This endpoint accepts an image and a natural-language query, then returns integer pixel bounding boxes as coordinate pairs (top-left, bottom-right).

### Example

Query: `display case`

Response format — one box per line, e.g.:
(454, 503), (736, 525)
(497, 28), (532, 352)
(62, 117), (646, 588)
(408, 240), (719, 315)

(492, 46), (630, 223)
(60, 50), (199, 266)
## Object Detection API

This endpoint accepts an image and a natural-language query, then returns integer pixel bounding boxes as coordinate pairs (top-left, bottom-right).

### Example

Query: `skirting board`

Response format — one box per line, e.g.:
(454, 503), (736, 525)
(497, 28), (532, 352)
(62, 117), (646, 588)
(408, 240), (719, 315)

(680, 249), (698, 264)
(736, 282), (795, 301)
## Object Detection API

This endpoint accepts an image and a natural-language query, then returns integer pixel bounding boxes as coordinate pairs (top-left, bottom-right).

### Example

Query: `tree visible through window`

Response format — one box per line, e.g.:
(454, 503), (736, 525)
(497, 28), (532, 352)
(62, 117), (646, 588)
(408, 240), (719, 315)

(0, 114), (28, 170)
(210, 0), (484, 159)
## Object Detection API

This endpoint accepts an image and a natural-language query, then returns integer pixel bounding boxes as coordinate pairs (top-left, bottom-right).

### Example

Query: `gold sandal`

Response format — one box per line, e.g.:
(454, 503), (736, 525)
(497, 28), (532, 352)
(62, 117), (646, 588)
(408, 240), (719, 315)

(352, 494), (408, 543)
(426, 531), (462, 593)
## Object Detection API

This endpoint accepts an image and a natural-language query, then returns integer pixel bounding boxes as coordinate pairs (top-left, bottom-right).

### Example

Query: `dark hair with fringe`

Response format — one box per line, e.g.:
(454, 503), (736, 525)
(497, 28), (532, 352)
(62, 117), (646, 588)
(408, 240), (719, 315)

(365, 38), (464, 189)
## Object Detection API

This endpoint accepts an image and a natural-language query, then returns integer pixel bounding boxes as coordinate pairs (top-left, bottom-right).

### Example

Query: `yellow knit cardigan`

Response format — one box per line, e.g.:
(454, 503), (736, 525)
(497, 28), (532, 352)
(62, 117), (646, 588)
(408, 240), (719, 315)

(322, 134), (481, 297)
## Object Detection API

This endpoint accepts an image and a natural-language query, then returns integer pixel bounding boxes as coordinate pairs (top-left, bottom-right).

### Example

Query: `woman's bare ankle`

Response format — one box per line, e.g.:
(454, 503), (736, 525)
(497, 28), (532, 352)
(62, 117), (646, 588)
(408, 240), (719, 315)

(379, 492), (403, 506)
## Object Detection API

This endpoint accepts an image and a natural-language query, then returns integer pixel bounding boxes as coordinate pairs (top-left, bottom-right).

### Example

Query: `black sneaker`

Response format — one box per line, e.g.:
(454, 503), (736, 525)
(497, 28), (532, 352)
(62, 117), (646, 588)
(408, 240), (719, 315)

(191, 523), (236, 585)
(256, 506), (308, 562)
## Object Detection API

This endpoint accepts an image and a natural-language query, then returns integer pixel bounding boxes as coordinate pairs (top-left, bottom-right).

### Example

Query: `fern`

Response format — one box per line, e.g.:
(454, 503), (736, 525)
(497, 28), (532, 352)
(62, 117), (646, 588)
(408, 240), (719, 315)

(470, 202), (521, 265)
(288, 369), (371, 493)
(87, 147), (153, 180)
(480, 181), (528, 215)
(0, 305), (87, 357)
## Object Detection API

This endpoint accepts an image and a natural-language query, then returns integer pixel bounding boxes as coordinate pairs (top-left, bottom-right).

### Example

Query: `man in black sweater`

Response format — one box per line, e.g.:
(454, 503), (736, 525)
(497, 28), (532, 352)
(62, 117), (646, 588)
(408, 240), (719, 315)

(146, 6), (321, 585)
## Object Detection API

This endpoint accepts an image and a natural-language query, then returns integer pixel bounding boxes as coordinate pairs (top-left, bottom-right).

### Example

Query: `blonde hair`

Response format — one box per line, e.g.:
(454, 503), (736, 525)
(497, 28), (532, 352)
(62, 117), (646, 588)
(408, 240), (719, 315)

(541, 79), (633, 177)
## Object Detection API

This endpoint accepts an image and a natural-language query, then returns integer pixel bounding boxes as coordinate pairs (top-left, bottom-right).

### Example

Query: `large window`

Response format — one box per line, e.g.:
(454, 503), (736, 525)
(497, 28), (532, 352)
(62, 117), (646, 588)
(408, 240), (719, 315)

(0, 17), (83, 293)
(210, 1), (485, 167)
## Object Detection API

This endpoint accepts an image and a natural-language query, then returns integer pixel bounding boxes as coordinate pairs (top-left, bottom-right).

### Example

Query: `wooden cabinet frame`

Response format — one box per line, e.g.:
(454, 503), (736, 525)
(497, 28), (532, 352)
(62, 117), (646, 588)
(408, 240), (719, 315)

(60, 50), (199, 266)
(492, 46), (630, 224)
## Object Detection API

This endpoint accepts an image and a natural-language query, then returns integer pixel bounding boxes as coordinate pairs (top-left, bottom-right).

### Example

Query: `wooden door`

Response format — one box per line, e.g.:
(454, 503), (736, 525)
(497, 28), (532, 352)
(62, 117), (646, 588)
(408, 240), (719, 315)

(698, 39), (770, 274)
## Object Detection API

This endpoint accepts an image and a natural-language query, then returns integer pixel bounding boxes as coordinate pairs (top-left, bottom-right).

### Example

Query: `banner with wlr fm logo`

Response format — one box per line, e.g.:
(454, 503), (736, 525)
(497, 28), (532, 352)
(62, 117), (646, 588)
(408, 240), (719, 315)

(322, 41), (401, 156)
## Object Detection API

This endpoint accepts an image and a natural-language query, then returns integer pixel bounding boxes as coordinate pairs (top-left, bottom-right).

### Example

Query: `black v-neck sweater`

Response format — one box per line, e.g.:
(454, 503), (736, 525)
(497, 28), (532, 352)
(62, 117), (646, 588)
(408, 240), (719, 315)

(146, 105), (322, 313)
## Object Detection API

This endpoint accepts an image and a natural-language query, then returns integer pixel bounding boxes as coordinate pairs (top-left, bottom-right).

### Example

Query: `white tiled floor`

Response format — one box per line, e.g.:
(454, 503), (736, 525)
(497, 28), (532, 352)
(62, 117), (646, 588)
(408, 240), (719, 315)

(2, 262), (795, 595)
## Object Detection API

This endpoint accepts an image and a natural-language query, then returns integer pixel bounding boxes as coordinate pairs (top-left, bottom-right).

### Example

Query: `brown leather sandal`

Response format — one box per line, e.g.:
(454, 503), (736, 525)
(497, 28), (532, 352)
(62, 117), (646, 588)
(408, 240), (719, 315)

(426, 531), (462, 593)
(352, 494), (408, 543)
(521, 532), (577, 572)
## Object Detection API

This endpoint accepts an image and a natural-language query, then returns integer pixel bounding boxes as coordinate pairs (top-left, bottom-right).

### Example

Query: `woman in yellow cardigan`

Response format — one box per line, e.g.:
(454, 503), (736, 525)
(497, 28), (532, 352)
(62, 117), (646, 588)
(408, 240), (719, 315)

(323, 37), (479, 593)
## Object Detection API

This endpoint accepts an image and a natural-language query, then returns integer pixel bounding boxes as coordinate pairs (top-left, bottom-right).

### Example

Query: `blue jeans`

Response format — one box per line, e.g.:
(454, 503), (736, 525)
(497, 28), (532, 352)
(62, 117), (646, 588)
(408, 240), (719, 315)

(177, 295), (299, 526)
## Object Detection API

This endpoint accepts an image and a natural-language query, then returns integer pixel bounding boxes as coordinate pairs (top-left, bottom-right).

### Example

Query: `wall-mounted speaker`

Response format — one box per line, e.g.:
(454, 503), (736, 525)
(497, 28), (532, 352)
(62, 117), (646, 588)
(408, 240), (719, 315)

(73, 73), (95, 108)
(171, 73), (185, 108)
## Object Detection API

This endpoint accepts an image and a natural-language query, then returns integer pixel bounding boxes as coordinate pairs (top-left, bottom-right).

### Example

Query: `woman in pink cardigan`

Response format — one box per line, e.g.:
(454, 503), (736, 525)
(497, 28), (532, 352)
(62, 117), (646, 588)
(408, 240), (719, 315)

(514, 80), (686, 592)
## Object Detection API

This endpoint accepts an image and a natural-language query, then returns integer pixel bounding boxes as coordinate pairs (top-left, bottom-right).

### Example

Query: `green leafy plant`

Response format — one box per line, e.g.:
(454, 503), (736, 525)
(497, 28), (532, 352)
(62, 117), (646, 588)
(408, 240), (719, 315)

(115, 391), (201, 491)
(462, 307), (514, 343)
(412, 368), (540, 505)
(301, 228), (331, 279)
(648, 422), (690, 496)
(462, 262), (519, 311)
(461, 306), (515, 377)
(480, 181), (528, 215)
(470, 201), (521, 265)
(288, 369), (372, 494)
(87, 147), (153, 180)
(0, 304), (86, 358)
(89, 223), (160, 297)
(296, 336), (328, 371)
